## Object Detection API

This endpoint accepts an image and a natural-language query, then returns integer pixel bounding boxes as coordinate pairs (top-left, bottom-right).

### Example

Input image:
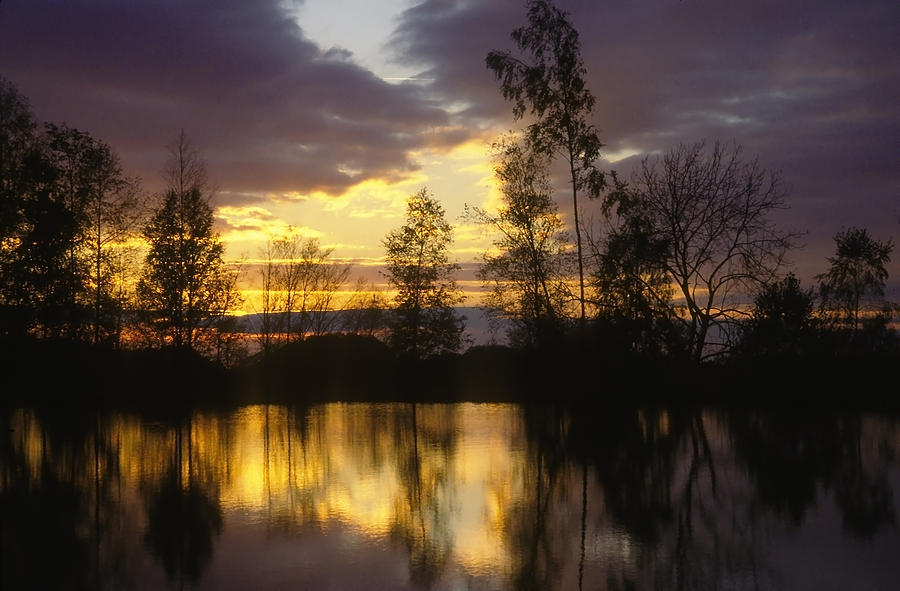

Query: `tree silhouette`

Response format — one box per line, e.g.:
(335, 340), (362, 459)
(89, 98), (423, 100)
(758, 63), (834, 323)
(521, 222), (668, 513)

(590, 176), (686, 357)
(817, 227), (893, 332)
(43, 123), (141, 344)
(1, 81), (142, 341)
(466, 137), (572, 347)
(255, 230), (352, 354)
(137, 133), (240, 351)
(605, 141), (798, 361)
(738, 273), (816, 358)
(383, 188), (464, 359)
(487, 0), (606, 325)
(0, 77), (36, 297)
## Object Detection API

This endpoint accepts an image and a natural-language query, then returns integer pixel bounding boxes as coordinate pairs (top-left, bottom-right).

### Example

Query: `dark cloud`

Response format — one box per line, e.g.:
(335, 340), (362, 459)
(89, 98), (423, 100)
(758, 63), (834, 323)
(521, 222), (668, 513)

(0, 0), (468, 198)
(3, 0), (897, 286)
(391, 0), (900, 281)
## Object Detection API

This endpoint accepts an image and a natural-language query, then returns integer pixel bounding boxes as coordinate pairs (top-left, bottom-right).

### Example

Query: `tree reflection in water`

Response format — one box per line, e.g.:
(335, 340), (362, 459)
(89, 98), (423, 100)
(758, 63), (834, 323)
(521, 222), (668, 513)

(142, 413), (223, 587)
(505, 405), (568, 591)
(390, 403), (455, 588)
(1, 403), (899, 590)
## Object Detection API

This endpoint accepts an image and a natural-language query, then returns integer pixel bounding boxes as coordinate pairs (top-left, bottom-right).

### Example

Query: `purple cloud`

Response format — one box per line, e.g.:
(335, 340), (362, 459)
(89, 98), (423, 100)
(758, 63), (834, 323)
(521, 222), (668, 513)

(0, 0), (468, 197)
(391, 0), (900, 282)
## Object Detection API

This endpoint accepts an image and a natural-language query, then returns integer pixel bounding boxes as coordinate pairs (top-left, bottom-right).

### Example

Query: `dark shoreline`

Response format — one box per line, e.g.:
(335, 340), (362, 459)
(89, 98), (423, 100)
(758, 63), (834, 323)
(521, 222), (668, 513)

(3, 334), (897, 414)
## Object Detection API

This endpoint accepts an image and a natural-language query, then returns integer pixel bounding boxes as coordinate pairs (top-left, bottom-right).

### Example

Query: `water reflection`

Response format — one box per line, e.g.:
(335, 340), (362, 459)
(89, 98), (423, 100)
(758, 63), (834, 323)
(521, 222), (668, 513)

(142, 415), (223, 586)
(1, 403), (899, 590)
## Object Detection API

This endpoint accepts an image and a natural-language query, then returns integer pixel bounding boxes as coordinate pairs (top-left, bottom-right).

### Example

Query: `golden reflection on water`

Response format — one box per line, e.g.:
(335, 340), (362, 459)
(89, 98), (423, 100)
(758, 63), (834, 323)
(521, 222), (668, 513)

(6, 404), (899, 590)
(3, 403), (576, 581)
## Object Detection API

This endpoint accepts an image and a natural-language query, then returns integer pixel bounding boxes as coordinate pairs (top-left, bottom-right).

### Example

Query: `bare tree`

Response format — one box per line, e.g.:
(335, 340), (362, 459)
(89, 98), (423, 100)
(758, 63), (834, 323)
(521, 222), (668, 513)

(605, 141), (799, 361)
(340, 278), (389, 338)
(293, 238), (351, 338)
(270, 232), (351, 341)
(256, 237), (284, 354)
(255, 230), (352, 351)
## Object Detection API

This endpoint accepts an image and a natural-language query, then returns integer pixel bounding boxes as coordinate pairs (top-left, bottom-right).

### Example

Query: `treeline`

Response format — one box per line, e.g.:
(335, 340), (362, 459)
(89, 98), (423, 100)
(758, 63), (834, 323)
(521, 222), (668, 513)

(0, 78), (247, 364)
(472, 0), (898, 367)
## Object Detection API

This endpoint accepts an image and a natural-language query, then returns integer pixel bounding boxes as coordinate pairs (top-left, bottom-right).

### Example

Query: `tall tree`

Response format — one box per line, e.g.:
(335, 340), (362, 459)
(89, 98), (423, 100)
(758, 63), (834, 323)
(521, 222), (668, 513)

(817, 227), (893, 331)
(1, 79), (142, 343)
(0, 77), (36, 262)
(44, 123), (142, 344)
(6, 143), (85, 338)
(466, 138), (572, 347)
(487, 0), (605, 324)
(137, 134), (240, 351)
(0, 79), (40, 336)
(606, 141), (798, 361)
(383, 188), (465, 359)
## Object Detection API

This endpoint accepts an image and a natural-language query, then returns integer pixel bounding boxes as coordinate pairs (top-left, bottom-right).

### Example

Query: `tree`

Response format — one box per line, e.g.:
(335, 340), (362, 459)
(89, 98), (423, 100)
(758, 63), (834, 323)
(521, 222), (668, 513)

(255, 230), (352, 352)
(383, 188), (465, 359)
(590, 189), (686, 357)
(605, 141), (798, 361)
(0, 77), (36, 265)
(738, 274), (816, 358)
(466, 138), (572, 347)
(0, 85), (66, 337)
(43, 123), (142, 344)
(340, 279), (389, 338)
(817, 227), (893, 331)
(137, 134), (241, 351)
(256, 237), (284, 355)
(1, 79), (143, 343)
(283, 236), (351, 339)
(487, 0), (606, 324)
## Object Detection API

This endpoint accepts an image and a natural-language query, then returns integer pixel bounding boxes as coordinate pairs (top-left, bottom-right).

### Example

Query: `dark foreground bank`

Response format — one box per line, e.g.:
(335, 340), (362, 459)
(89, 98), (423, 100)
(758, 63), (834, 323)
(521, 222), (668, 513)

(2, 333), (897, 413)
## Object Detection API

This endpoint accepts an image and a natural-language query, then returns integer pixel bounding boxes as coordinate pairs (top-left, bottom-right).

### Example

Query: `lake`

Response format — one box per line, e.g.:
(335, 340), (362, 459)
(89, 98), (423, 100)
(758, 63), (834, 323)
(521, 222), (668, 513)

(2, 402), (899, 590)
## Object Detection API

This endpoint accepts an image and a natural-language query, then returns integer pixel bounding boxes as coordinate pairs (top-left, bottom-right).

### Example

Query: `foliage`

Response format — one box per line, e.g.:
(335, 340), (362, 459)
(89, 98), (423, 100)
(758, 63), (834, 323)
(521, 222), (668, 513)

(737, 274), (816, 358)
(45, 123), (142, 344)
(137, 135), (241, 351)
(0, 77), (37, 256)
(0, 79), (140, 342)
(605, 141), (798, 361)
(383, 188), (465, 359)
(486, 0), (605, 322)
(817, 227), (893, 331)
(466, 138), (572, 347)
(590, 173), (686, 357)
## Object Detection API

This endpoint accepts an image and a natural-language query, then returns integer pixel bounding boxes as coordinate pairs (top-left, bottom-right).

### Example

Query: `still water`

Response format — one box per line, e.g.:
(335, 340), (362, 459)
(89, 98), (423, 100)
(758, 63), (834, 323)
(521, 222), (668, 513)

(2, 403), (899, 590)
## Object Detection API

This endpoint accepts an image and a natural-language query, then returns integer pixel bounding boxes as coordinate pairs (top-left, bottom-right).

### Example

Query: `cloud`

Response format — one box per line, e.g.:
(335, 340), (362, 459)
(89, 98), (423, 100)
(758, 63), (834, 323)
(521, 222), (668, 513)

(390, 0), (900, 280)
(3, 0), (897, 281)
(0, 0), (472, 201)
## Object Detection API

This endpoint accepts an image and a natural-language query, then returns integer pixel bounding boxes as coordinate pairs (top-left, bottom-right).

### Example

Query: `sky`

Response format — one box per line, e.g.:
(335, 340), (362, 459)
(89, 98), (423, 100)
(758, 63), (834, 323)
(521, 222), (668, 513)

(1, 0), (898, 307)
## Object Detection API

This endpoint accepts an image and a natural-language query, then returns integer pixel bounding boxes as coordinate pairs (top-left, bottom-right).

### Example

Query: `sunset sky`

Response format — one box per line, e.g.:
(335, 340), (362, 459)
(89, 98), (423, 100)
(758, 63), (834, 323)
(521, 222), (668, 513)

(1, 0), (897, 305)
